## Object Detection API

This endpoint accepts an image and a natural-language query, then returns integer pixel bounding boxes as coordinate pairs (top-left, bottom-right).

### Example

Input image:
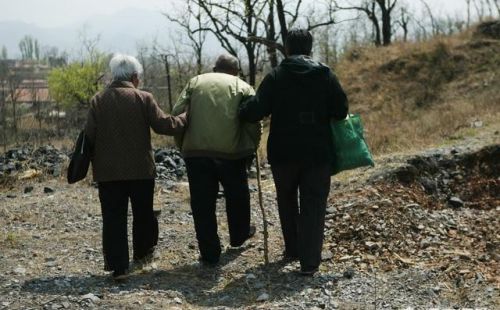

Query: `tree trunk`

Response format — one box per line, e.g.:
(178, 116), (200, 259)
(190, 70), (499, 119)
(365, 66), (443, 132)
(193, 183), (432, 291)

(466, 0), (471, 28)
(276, 0), (288, 47)
(56, 101), (61, 137)
(267, 0), (278, 68)
(1, 89), (6, 151)
(244, 0), (257, 86)
(381, 7), (392, 45)
(494, 0), (500, 16)
(376, 0), (396, 46)
(368, 2), (382, 46)
(11, 99), (17, 145)
(247, 46), (257, 87)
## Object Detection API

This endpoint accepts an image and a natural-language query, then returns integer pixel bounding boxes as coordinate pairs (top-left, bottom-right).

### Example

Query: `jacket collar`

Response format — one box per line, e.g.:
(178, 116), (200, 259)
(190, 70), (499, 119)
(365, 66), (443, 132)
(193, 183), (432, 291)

(109, 80), (135, 89)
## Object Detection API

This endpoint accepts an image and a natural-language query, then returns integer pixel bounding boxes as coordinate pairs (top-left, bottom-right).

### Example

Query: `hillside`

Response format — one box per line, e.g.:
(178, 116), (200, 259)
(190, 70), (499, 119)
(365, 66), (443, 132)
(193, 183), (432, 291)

(335, 21), (500, 155)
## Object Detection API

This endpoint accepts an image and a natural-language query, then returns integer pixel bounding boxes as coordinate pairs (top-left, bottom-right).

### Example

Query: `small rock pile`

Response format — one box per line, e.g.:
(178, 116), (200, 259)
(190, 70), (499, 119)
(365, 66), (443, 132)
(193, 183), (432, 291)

(325, 144), (499, 283)
(476, 20), (500, 39)
(0, 146), (69, 178)
(0, 146), (187, 183)
(154, 148), (186, 181)
(371, 144), (499, 209)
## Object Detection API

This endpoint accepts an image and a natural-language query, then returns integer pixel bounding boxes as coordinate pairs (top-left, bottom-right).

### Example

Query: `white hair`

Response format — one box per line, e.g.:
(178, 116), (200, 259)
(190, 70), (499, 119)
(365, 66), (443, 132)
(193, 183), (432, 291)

(109, 54), (143, 81)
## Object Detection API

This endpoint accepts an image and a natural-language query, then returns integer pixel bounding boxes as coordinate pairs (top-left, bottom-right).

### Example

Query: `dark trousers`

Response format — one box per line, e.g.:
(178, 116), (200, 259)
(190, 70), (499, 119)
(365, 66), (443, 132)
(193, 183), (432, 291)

(271, 162), (331, 270)
(97, 179), (158, 271)
(185, 157), (251, 263)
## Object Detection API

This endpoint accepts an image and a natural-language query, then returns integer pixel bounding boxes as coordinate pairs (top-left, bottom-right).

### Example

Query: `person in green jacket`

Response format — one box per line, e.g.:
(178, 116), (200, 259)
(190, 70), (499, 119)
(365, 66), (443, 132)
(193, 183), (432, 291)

(172, 54), (260, 265)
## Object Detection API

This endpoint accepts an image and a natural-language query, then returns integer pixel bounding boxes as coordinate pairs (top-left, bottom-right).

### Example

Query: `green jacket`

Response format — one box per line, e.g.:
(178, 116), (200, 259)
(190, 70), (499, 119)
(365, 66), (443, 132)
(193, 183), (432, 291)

(172, 72), (261, 159)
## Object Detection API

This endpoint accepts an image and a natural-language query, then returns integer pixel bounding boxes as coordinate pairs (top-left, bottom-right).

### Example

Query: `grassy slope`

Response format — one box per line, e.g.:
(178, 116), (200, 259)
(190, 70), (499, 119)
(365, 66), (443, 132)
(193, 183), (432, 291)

(334, 25), (500, 155)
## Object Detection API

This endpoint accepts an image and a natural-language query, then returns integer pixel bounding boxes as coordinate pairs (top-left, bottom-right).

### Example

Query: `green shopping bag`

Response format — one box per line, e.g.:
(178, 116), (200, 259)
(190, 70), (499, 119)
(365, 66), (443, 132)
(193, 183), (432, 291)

(330, 114), (374, 175)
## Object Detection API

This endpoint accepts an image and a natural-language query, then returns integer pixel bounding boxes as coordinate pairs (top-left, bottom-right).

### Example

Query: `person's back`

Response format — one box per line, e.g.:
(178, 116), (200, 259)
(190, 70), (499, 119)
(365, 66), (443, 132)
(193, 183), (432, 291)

(239, 29), (348, 276)
(265, 55), (345, 164)
(174, 72), (258, 158)
(89, 82), (172, 181)
(84, 54), (186, 281)
(171, 54), (259, 265)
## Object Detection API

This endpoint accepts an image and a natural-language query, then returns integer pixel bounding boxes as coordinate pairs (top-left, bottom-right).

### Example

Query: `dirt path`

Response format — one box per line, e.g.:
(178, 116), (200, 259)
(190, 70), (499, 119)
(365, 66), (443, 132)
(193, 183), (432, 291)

(0, 128), (499, 309)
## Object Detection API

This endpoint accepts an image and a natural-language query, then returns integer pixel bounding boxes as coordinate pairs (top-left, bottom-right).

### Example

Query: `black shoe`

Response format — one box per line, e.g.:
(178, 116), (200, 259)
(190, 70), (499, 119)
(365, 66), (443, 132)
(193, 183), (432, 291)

(153, 210), (161, 218)
(198, 256), (219, 268)
(112, 269), (129, 281)
(299, 267), (318, 277)
(132, 248), (157, 270)
(230, 225), (256, 247)
(282, 251), (299, 262)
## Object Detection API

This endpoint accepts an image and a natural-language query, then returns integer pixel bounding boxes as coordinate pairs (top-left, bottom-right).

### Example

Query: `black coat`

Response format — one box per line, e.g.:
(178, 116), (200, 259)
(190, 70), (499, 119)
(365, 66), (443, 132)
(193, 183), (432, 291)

(239, 55), (348, 165)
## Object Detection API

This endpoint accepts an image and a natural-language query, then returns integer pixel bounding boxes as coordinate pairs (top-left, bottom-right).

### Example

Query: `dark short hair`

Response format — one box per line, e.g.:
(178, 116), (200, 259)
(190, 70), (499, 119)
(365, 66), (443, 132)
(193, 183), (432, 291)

(214, 54), (239, 72)
(285, 29), (313, 56)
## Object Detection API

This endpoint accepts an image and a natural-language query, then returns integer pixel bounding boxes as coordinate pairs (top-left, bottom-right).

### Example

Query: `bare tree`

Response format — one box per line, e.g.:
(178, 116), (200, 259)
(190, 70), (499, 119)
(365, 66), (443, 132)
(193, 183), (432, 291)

(334, 0), (402, 45)
(1, 46), (7, 60)
(29, 78), (43, 143)
(494, 0), (500, 16)
(249, 0), (335, 65)
(466, 0), (472, 28)
(164, 0), (207, 75)
(190, 0), (338, 83)
(420, 0), (440, 36)
(193, 0), (267, 86)
(266, 0), (279, 67)
(136, 43), (151, 87)
(7, 71), (22, 144)
(19, 35), (40, 61)
(397, 7), (411, 42)
(484, 0), (494, 17)
(0, 60), (7, 150)
(376, 0), (398, 45)
(314, 23), (343, 64)
(473, 0), (485, 21)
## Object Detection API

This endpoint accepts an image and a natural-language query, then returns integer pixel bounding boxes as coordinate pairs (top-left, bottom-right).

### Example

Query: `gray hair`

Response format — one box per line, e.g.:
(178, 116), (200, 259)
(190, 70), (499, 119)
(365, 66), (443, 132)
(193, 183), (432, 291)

(109, 54), (143, 81)
(214, 54), (239, 72)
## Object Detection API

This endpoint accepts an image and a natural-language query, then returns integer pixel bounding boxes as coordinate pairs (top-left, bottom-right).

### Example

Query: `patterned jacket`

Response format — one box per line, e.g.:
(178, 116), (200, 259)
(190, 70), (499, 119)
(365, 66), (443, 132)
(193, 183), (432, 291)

(85, 80), (186, 182)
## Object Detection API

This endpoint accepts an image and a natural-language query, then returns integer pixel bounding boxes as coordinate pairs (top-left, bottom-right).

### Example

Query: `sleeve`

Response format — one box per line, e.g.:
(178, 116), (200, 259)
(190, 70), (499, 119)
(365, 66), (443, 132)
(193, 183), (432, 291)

(328, 71), (349, 120)
(172, 79), (192, 116)
(239, 73), (274, 122)
(84, 98), (97, 151)
(241, 85), (262, 148)
(146, 93), (187, 135)
(242, 121), (263, 150)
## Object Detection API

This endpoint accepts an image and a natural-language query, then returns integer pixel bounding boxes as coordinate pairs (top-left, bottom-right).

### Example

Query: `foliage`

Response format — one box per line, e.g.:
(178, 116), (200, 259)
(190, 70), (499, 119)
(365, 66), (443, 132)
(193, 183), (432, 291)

(19, 35), (40, 61)
(0, 46), (7, 60)
(48, 60), (105, 108)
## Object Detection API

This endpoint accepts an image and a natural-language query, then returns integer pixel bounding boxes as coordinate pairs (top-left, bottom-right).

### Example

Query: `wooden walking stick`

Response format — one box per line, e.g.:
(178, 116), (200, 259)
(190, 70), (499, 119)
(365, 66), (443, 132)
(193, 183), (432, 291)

(255, 152), (269, 266)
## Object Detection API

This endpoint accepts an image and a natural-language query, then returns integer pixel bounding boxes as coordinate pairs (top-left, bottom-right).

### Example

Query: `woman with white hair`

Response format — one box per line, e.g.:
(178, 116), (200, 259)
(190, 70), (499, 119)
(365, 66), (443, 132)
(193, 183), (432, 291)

(85, 54), (187, 281)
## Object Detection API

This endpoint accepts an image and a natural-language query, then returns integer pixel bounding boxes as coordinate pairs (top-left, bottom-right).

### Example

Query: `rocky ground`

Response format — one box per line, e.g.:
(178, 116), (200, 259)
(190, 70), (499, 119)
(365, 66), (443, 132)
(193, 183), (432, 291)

(0, 127), (499, 309)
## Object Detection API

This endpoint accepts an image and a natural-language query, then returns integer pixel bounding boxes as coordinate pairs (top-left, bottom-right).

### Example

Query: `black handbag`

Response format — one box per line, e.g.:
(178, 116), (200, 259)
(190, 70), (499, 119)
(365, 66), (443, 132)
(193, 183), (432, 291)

(67, 131), (91, 184)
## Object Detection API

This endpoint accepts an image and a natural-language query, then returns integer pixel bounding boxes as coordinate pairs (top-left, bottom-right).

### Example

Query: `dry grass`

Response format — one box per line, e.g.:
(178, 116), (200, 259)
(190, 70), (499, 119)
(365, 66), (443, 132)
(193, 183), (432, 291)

(332, 26), (500, 156)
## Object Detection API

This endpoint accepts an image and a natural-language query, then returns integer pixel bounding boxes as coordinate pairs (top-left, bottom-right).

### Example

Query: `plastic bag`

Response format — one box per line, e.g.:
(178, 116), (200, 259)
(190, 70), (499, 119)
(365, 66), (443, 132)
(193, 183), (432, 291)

(330, 114), (374, 175)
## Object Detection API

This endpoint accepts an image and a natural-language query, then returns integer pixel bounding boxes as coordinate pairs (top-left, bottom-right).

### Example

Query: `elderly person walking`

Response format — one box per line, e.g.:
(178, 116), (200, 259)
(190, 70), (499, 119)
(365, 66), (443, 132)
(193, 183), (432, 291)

(172, 54), (260, 266)
(239, 29), (348, 275)
(85, 54), (187, 280)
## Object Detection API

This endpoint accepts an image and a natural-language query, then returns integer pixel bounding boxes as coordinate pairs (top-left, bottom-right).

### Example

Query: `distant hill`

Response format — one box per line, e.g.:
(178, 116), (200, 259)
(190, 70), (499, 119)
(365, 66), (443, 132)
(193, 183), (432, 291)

(0, 8), (221, 58)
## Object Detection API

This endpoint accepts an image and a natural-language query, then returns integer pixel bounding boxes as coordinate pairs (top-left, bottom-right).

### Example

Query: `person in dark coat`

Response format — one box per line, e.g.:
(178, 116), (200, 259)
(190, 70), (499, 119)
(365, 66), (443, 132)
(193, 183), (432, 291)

(85, 54), (187, 280)
(239, 29), (348, 275)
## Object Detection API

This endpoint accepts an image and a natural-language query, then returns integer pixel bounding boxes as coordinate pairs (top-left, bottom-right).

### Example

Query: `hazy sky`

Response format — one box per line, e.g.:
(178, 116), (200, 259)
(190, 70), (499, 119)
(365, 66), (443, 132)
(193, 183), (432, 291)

(1, 0), (468, 28)
(0, 0), (170, 27)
